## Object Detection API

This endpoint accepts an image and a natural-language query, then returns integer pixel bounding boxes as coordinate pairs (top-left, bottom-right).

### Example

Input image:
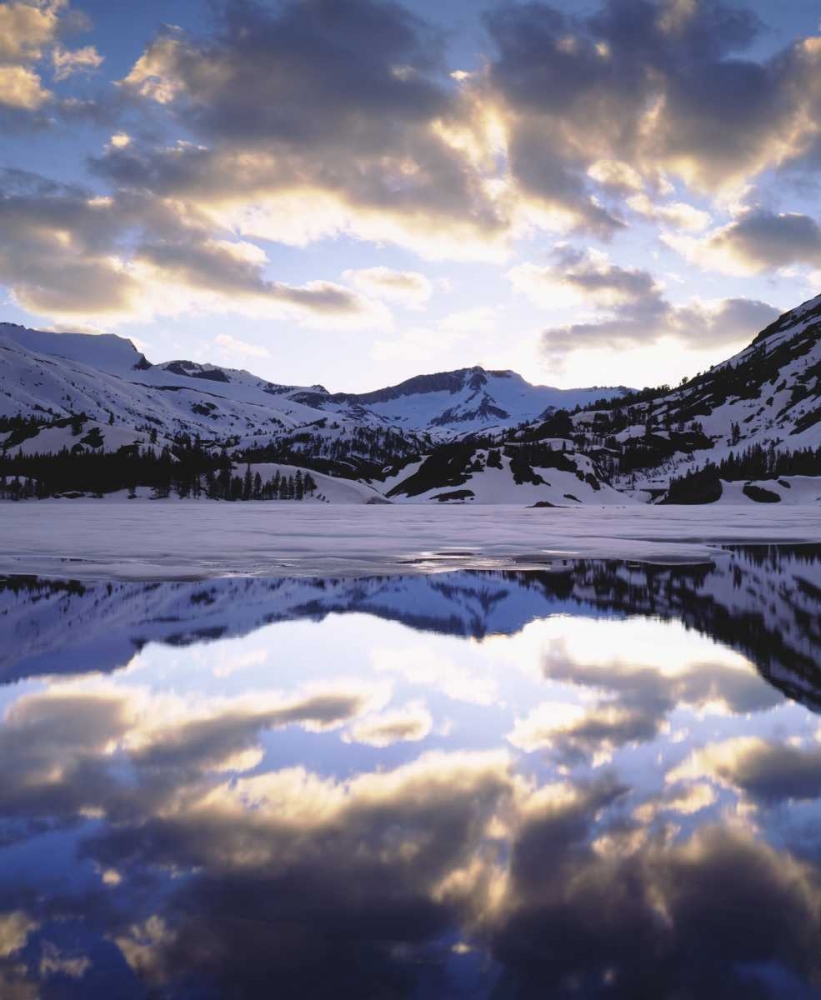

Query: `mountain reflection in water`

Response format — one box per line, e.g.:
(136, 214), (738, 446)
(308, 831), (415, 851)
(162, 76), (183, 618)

(0, 546), (820, 998)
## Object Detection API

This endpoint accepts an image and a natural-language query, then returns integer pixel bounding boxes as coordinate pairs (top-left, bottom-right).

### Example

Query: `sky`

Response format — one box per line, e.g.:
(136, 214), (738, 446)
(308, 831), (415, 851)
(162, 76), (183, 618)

(2, 0), (821, 392)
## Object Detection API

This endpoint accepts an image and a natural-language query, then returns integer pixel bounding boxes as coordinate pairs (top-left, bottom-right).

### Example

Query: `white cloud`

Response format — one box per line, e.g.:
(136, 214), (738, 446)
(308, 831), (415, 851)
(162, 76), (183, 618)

(344, 701), (433, 748)
(344, 266), (433, 310)
(52, 44), (103, 81)
(0, 64), (50, 109)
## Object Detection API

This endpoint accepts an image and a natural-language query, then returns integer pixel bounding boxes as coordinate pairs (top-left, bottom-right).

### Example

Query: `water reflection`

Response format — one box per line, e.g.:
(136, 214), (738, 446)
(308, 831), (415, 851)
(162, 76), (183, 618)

(0, 547), (820, 998)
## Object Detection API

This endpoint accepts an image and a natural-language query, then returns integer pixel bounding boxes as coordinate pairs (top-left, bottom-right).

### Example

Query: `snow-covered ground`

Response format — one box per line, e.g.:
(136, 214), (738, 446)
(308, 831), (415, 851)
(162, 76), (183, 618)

(0, 503), (818, 580)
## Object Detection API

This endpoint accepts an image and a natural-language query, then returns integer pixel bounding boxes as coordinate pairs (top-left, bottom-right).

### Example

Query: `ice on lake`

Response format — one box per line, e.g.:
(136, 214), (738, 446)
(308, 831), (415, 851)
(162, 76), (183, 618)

(0, 546), (820, 997)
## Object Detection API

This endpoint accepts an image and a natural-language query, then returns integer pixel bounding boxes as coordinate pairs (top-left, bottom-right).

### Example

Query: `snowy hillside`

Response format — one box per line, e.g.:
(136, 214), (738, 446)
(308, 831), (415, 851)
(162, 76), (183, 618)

(562, 294), (821, 493)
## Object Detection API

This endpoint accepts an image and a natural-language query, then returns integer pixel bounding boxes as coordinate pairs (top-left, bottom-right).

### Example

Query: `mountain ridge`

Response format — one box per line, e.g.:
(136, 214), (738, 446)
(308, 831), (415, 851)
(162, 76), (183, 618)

(1, 294), (820, 505)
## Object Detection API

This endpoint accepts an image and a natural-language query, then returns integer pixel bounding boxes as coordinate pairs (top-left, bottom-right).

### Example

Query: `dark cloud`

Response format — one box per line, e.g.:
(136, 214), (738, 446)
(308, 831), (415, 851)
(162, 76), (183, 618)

(509, 247), (659, 308)
(130, 688), (377, 773)
(494, 819), (820, 999)
(127, 0), (448, 143)
(99, 0), (509, 253)
(0, 185), (138, 317)
(84, 749), (513, 997)
(541, 280), (779, 364)
(134, 240), (365, 314)
(0, 1), (108, 135)
(679, 737), (821, 804)
(485, 0), (821, 195)
(0, 682), (382, 835)
(699, 210), (821, 273)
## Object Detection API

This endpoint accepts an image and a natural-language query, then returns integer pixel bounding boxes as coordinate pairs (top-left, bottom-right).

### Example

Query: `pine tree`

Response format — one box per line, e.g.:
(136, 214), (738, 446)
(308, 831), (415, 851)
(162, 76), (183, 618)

(243, 463), (253, 501)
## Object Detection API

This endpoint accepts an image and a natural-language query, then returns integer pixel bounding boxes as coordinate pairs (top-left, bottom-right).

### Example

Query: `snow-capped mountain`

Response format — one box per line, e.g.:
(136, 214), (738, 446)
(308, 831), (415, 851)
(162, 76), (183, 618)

(1, 291), (820, 505)
(291, 367), (625, 432)
(0, 323), (626, 443)
(0, 323), (382, 450)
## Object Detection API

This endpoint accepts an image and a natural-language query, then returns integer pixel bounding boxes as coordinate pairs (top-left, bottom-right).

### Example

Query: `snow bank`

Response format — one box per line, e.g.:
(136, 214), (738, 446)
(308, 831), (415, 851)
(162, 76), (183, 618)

(713, 477), (821, 505)
(0, 503), (818, 580)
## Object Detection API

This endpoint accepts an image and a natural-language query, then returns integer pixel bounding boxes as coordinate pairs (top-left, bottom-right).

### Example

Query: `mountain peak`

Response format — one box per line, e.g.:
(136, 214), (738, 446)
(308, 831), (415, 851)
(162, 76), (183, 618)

(0, 324), (151, 373)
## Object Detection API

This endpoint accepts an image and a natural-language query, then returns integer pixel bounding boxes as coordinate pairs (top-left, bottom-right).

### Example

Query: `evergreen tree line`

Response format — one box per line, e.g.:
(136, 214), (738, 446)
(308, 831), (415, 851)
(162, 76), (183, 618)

(179, 466), (318, 502)
(0, 443), (318, 501)
(663, 443), (821, 504)
(712, 442), (821, 481)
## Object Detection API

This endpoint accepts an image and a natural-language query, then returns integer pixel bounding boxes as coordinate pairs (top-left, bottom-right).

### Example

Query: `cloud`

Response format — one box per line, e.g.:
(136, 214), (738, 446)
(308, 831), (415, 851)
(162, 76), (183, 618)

(484, 0), (821, 201)
(626, 192), (712, 232)
(508, 247), (658, 309)
(0, 64), (50, 109)
(214, 333), (270, 361)
(0, 0), (62, 64)
(667, 210), (821, 275)
(16, 0), (821, 330)
(38, 943), (91, 981)
(0, 913), (38, 960)
(0, 679), (388, 828)
(0, 661), (820, 996)
(105, 0), (774, 258)
(0, 169), (384, 328)
(91, 748), (514, 996)
(344, 267), (433, 309)
(508, 699), (658, 763)
(0, 1), (98, 117)
(494, 816), (820, 998)
(52, 44), (103, 81)
(669, 736), (821, 804)
(633, 781), (718, 823)
(512, 246), (779, 363)
(104, 0), (512, 259)
(508, 633), (784, 764)
(535, 250), (779, 364)
(373, 645), (498, 705)
(344, 701), (433, 748)
(587, 159), (644, 193)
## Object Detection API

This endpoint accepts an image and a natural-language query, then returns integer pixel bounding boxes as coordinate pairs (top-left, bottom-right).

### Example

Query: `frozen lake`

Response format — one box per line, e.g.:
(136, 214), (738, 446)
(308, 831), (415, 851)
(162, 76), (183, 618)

(0, 547), (820, 996)
(0, 501), (820, 578)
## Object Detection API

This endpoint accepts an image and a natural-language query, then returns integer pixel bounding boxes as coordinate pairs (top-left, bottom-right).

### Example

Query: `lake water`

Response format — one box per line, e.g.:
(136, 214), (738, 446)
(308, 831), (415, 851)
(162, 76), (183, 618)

(1, 546), (820, 998)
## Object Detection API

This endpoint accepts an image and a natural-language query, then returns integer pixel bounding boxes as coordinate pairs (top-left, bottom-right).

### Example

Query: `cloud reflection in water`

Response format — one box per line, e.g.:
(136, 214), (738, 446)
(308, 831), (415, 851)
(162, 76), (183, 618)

(0, 549), (820, 997)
